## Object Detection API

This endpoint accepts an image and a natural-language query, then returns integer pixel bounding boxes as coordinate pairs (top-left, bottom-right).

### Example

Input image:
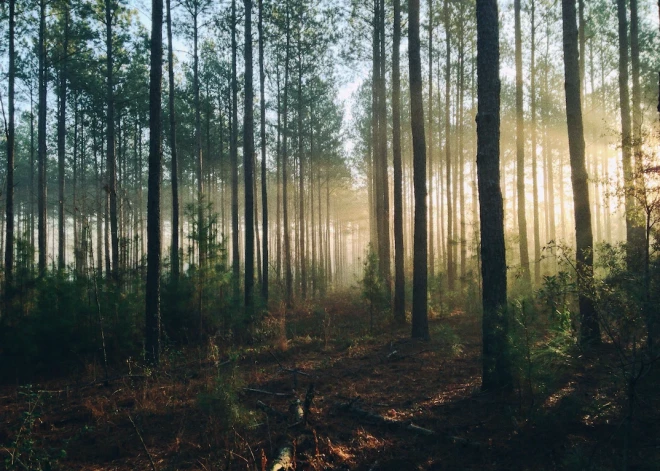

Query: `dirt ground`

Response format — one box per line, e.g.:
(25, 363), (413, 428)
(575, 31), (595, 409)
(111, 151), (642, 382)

(1, 296), (659, 470)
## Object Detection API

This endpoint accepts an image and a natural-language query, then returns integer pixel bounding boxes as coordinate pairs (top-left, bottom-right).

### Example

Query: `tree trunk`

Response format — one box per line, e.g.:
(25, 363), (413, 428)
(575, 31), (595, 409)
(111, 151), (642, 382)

(428, 0), (435, 278)
(231, 0), (240, 301)
(58, 4), (70, 271)
(5, 0), (16, 288)
(476, 0), (511, 390)
(244, 0), (256, 320)
(297, 34), (307, 300)
(616, 0), (639, 268)
(259, 0), (268, 302)
(166, 0), (179, 280)
(106, 0), (119, 280)
(146, 0), (163, 366)
(392, 0), (405, 324)
(515, 0), (530, 287)
(283, 3), (293, 306)
(561, 0), (600, 345)
(38, 0), (48, 275)
(530, 0), (541, 285)
(444, 0), (454, 291)
(629, 0), (646, 254)
(409, 0), (429, 340)
(377, 0), (391, 294)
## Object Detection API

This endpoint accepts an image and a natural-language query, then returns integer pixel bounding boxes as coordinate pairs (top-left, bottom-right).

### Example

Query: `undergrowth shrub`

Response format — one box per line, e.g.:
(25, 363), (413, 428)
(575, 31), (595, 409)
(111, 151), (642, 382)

(197, 365), (254, 435)
(360, 244), (389, 333)
(0, 272), (143, 380)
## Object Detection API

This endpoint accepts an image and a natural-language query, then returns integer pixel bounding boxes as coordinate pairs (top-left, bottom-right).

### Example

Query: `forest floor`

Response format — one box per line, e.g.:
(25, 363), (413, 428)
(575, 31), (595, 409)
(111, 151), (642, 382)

(1, 292), (659, 470)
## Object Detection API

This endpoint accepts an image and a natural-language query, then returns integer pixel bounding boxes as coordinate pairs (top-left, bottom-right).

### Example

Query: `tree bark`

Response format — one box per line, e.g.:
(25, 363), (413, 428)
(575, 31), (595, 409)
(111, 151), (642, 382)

(428, 0), (435, 278)
(244, 0), (256, 320)
(283, 3), (293, 306)
(444, 0), (455, 291)
(297, 26), (306, 300)
(378, 0), (391, 294)
(561, 0), (600, 345)
(38, 0), (48, 275)
(476, 0), (511, 390)
(146, 0), (164, 366)
(515, 0), (531, 287)
(5, 0), (16, 287)
(259, 0), (268, 302)
(616, 0), (639, 269)
(192, 2), (205, 267)
(231, 0), (241, 301)
(166, 0), (179, 280)
(106, 0), (119, 279)
(530, 0), (541, 285)
(409, 0), (429, 340)
(392, 0), (405, 324)
(58, 4), (70, 271)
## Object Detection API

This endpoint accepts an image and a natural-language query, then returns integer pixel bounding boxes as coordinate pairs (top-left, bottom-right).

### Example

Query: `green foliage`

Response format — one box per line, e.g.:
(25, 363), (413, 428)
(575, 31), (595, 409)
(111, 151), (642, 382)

(360, 244), (389, 332)
(429, 323), (464, 357)
(196, 366), (253, 433)
(3, 385), (65, 470)
(0, 271), (143, 380)
(510, 287), (579, 415)
(161, 199), (235, 344)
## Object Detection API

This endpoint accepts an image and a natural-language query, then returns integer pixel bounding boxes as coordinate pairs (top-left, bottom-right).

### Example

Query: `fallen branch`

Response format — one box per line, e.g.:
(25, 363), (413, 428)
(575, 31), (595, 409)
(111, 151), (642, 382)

(269, 350), (312, 378)
(128, 414), (157, 471)
(243, 388), (293, 397)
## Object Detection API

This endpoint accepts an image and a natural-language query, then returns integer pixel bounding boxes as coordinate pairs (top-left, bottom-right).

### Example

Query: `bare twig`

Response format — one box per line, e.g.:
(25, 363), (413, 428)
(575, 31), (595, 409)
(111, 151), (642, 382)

(128, 414), (157, 471)
(244, 388), (294, 397)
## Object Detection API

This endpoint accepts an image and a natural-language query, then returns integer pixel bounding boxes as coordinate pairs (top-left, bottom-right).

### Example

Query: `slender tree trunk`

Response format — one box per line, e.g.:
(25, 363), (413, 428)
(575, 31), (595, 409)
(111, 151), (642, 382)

(192, 4), (205, 267)
(530, 0), (540, 285)
(146, 0), (163, 366)
(392, 0), (405, 324)
(259, 0), (268, 302)
(244, 0), (256, 320)
(297, 35), (307, 300)
(409, 0), (429, 340)
(30, 86), (36, 262)
(231, 0), (240, 300)
(283, 3), (293, 306)
(38, 0), (48, 275)
(372, 0), (381, 254)
(561, 0), (600, 345)
(58, 4), (70, 271)
(428, 0), (435, 278)
(377, 0), (391, 294)
(458, 7), (466, 283)
(629, 0), (646, 252)
(106, 0), (119, 279)
(616, 0), (638, 268)
(166, 0), (179, 280)
(477, 0), (511, 391)
(5, 0), (16, 288)
(444, 0), (454, 291)
(515, 0), (531, 287)
(276, 68), (282, 281)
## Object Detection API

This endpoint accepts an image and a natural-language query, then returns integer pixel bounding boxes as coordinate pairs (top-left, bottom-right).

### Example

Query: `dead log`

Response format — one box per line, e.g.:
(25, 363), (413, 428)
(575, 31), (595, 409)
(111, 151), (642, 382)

(269, 445), (294, 471)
